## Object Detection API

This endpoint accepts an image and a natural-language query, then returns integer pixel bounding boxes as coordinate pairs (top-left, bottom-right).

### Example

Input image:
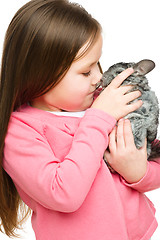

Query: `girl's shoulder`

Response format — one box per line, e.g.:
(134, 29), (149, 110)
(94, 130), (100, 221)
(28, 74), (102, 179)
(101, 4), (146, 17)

(10, 104), (116, 140)
(10, 104), (82, 136)
(9, 104), (47, 138)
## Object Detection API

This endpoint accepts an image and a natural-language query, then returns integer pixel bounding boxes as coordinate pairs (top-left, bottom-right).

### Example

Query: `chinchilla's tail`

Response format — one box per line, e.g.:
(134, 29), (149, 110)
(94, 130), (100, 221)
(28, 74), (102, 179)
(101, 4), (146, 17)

(148, 139), (160, 160)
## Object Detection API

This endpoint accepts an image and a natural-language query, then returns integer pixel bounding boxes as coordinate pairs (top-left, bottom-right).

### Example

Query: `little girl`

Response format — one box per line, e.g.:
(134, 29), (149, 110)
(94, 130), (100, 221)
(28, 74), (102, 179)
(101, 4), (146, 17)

(0, 1), (159, 239)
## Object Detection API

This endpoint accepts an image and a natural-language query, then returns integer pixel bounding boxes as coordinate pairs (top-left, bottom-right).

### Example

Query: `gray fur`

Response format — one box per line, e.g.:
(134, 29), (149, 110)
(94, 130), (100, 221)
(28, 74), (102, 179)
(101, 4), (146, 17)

(101, 59), (159, 159)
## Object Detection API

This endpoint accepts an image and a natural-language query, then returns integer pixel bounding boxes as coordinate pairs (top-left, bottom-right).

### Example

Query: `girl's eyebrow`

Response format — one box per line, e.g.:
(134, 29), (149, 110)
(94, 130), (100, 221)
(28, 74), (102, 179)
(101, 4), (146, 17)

(82, 60), (98, 69)
(80, 51), (102, 70)
(83, 51), (102, 69)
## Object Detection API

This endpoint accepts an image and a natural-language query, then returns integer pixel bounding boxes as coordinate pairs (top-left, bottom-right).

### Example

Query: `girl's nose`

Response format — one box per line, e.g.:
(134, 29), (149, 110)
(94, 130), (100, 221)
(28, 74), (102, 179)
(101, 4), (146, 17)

(92, 71), (102, 85)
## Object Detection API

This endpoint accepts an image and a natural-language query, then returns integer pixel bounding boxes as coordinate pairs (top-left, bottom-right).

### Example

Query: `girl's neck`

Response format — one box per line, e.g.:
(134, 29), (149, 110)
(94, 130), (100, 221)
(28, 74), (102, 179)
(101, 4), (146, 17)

(46, 110), (85, 118)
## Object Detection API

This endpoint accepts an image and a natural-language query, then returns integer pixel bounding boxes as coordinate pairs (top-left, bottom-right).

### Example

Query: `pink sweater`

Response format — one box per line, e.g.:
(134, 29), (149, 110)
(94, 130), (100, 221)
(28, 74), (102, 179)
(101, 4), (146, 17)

(3, 104), (160, 240)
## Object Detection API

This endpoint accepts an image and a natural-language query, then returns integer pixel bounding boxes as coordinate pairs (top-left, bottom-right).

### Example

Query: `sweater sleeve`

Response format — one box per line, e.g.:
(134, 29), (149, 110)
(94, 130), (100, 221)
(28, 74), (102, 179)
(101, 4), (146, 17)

(4, 108), (116, 212)
(120, 158), (160, 193)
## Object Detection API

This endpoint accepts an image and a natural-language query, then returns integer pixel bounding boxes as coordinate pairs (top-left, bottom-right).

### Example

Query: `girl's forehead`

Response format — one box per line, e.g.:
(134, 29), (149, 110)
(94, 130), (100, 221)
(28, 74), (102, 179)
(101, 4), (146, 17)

(74, 34), (103, 67)
(77, 34), (102, 58)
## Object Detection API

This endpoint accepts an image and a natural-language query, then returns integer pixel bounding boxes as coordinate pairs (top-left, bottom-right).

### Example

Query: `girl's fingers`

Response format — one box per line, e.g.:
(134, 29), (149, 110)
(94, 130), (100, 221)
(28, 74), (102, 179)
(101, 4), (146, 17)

(110, 68), (134, 88)
(125, 99), (143, 114)
(116, 119), (125, 149)
(124, 90), (141, 103)
(108, 126), (117, 152)
(143, 138), (147, 148)
(140, 138), (147, 152)
(120, 85), (134, 94)
(123, 119), (135, 146)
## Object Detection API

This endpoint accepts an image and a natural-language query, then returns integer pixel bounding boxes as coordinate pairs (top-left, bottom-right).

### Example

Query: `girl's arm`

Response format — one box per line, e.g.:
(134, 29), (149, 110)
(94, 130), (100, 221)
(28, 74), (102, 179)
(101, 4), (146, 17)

(4, 108), (116, 213)
(122, 159), (160, 193)
(104, 118), (160, 192)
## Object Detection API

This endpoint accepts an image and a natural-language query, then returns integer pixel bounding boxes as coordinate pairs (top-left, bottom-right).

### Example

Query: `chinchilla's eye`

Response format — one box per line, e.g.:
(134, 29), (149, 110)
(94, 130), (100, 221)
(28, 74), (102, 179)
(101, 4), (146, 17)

(116, 71), (122, 75)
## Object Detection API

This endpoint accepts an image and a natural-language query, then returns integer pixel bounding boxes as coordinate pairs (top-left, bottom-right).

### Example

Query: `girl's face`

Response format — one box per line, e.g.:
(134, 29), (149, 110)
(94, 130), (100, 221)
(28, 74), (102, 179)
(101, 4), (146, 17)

(31, 34), (103, 112)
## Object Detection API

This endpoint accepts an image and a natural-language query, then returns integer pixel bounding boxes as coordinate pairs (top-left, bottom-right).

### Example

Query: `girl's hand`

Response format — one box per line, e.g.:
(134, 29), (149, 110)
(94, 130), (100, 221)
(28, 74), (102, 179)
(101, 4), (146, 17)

(91, 68), (142, 120)
(104, 118), (148, 183)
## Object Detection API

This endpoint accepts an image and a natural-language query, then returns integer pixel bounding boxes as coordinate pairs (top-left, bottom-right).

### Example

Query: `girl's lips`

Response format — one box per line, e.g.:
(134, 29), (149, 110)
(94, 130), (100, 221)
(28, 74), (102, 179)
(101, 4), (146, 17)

(93, 86), (103, 100)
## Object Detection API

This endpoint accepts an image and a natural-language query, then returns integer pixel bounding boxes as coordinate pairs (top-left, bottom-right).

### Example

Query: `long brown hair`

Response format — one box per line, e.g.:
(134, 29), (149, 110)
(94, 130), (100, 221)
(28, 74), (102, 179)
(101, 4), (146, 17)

(0, 0), (101, 237)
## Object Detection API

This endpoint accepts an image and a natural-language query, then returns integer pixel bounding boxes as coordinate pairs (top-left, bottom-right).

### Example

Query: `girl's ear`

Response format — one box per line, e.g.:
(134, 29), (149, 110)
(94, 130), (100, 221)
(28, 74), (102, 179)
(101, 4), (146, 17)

(133, 59), (155, 76)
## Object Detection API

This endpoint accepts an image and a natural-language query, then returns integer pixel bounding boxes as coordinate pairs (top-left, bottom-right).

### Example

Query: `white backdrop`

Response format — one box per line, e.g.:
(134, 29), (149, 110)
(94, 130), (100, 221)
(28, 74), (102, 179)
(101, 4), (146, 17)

(0, 0), (159, 239)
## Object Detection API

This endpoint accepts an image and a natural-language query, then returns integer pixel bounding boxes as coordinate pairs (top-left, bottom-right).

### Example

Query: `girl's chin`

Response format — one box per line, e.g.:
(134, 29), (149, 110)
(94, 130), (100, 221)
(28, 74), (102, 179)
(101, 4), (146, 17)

(59, 97), (95, 112)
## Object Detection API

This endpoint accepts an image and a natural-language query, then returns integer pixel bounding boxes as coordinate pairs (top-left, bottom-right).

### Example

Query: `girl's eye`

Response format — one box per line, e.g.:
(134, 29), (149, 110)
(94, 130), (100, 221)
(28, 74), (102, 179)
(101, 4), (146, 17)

(82, 71), (91, 77)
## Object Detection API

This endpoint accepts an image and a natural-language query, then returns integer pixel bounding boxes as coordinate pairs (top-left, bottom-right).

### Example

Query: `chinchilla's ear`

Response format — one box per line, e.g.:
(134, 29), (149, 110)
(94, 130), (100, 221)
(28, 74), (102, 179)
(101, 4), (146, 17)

(133, 59), (155, 76)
